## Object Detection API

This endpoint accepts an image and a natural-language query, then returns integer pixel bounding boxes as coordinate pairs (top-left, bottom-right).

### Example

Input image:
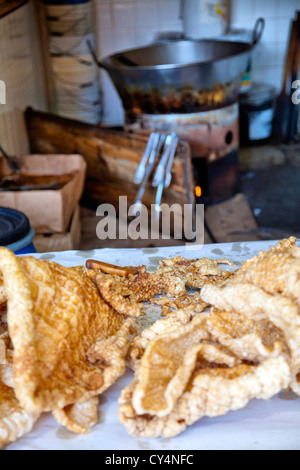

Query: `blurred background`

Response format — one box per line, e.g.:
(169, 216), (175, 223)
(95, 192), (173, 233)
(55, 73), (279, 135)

(0, 0), (299, 253)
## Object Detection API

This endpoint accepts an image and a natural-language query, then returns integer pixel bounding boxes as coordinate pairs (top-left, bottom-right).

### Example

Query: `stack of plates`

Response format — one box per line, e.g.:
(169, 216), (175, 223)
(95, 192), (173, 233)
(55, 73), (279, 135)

(49, 33), (95, 56)
(45, 1), (102, 124)
(45, 2), (91, 35)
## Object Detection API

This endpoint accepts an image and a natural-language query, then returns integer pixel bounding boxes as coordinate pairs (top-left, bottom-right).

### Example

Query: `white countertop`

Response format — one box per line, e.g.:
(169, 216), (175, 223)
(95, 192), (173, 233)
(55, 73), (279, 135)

(6, 241), (300, 450)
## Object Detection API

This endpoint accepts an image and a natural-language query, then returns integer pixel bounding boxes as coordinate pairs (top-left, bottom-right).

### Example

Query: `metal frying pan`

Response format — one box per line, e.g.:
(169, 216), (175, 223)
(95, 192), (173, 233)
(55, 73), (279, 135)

(88, 20), (264, 114)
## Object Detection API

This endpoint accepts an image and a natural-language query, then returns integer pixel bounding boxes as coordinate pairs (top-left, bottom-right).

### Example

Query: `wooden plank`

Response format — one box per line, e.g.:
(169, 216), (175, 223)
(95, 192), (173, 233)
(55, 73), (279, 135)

(25, 108), (195, 208)
(205, 193), (260, 243)
(0, 0), (28, 19)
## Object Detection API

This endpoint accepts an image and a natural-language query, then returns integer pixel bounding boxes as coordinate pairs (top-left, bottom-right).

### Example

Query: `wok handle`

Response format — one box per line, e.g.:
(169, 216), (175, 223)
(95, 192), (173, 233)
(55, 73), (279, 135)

(87, 40), (137, 68)
(252, 18), (265, 46)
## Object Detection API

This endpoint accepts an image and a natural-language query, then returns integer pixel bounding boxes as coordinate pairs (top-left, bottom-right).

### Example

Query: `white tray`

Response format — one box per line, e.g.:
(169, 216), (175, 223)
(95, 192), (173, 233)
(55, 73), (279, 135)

(7, 241), (300, 450)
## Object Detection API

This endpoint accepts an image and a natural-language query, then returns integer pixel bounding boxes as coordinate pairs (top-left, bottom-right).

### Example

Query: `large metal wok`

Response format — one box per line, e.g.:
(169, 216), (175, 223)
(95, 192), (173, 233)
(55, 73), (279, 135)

(89, 21), (264, 115)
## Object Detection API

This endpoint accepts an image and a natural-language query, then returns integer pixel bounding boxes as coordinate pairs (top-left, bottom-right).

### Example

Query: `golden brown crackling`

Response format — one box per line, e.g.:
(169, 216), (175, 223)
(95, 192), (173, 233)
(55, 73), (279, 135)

(123, 267), (186, 303)
(119, 355), (290, 439)
(202, 281), (300, 394)
(127, 309), (203, 371)
(0, 378), (39, 449)
(53, 396), (99, 434)
(0, 273), (6, 308)
(0, 248), (129, 413)
(127, 308), (287, 420)
(232, 236), (299, 300)
(120, 277), (293, 439)
(131, 315), (211, 417)
(155, 256), (235, 290)
(201, 237), (300, 394)
(150, 292), (209, 314)
(86, 259), (139, 278)
(92, 272), (144, 317)
(207, 307), (286, 355)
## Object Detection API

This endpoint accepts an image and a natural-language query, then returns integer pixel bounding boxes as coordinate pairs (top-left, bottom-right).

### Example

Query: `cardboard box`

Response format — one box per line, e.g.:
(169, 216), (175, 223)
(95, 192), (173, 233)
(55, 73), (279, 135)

(34, 205), (81, 253)
(0, 154), (87, 234)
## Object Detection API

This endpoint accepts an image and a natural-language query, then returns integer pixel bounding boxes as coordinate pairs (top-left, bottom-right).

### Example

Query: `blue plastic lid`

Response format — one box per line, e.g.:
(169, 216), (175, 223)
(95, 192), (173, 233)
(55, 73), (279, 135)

(0, 207), (31, 246)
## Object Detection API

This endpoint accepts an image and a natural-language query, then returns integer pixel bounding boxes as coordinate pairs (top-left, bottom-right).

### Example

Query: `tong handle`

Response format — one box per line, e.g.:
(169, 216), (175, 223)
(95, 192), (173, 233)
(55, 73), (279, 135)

(164, 136), (179, 188)
(133, 133), (161, 208)
(152, 132), (176, 187)
(134, 132), (157, 185)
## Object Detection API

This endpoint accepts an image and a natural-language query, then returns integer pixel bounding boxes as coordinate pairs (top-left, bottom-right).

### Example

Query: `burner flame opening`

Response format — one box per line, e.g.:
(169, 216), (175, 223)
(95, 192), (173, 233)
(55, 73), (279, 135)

(195, 186), (202, 198)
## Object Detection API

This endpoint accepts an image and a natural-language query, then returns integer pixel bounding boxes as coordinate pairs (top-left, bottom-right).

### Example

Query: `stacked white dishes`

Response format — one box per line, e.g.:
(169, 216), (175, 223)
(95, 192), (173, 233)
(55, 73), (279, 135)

(45, 1), (102, 124)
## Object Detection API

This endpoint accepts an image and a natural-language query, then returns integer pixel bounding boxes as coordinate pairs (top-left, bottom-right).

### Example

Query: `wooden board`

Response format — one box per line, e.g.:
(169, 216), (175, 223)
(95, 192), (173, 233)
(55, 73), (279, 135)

(0, 1), (28, 19)
(205, 193), (260, 243)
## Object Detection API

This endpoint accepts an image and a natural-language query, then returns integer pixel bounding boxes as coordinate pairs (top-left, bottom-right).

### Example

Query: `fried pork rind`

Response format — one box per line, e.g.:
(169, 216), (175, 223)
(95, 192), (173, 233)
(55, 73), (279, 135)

(125, 256), (235, 371)
(207, 307), (287, 363)
(0, 315), (8, 363)
(119, 311), (291, 438)
(86, 255), (233, 307)
(91, 272), (144, 317)
(52, 317), (135, 435)
(119, 356), (290, 439)
(0, 335), (14, 390)
(87, 264), (186, 304)
(131, 315), (210, 417)
(0, 379), (40, 449)
(151, 292), (209, 317)
(53, 397), (99, 435)
(0, 248), (132, 414)
(0, 308), (14, 390)
(0, 273), (6, 306)
(127, 308), (200, 371)
(231, 236), (300, 300)
(155, 256), (235, 289)
(0, 287), (5, 309)
(0, 314), (39, 447)
(124, 266), (186, 302)
(201, 237), (300, 394)
(87, 318), (136, 381)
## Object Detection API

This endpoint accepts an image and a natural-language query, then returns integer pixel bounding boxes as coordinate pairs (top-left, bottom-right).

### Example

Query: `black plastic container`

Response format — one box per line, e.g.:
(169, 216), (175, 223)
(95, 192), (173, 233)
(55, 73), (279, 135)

(239, 82), (276, 146)
(0, 207), (35, 254)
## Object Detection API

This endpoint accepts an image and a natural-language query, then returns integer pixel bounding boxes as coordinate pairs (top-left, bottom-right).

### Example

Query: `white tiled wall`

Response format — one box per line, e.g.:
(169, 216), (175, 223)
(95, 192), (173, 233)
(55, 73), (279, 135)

(94, 0), (299, 126)
(94, 0), (183, 125)
(230, 0), (299, 92)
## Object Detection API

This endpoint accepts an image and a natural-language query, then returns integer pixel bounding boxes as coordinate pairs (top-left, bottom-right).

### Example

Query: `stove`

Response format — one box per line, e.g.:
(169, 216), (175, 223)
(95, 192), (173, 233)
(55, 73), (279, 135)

(126, 102), (240, 204)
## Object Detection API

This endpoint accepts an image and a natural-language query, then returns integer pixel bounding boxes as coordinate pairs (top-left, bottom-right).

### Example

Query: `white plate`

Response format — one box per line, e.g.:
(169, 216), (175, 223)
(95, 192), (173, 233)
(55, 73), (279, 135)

(46, 3), (91, 20)
(49, 34), (94, 56)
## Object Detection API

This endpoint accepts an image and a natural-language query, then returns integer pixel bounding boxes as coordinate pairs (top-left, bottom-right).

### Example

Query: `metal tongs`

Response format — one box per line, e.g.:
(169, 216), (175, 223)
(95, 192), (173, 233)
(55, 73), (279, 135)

(133, 133), (165, 209)
(133, 131), (179, 211)
(134, 133), (157, 185)
(152, 132), (179, 211)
